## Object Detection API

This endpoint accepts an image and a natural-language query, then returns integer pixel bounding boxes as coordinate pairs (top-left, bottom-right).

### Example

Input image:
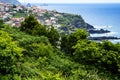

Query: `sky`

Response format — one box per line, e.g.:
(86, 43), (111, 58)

(18, 0), (120, 3)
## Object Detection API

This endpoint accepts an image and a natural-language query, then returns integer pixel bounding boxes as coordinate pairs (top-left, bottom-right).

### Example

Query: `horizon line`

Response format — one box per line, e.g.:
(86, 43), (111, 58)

(21, 2), (120, 4)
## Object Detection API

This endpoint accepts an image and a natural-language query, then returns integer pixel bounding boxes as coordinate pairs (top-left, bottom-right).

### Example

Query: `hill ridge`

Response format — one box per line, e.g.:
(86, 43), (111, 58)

(0, 0), (20, 4)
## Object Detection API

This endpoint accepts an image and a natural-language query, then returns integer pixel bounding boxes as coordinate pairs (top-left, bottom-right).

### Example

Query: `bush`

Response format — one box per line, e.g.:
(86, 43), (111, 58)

(61, 29), (88, 55)
(0, 30), (23, 74)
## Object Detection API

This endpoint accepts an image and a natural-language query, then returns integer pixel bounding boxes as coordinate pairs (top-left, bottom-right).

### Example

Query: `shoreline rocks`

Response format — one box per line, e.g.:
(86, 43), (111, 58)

(87, 29), (110, 34)
(88, 36), (120, 41)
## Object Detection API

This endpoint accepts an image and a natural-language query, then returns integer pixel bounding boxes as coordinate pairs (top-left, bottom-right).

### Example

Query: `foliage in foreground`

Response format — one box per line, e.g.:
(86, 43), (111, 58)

(20, 14), (60, 47)
(0, 15), (120, 80)
(0, 30), (23, 75)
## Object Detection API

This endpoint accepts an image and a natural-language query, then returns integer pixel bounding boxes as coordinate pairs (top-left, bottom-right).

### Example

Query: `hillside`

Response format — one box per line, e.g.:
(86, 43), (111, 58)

(0, 15), (120, 80)
(37, 11), (110, 35)
(0, 0), (20, 4)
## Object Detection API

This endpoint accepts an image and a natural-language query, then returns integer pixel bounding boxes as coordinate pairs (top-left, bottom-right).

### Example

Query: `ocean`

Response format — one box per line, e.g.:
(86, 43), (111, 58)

(37, 4), (120, 42)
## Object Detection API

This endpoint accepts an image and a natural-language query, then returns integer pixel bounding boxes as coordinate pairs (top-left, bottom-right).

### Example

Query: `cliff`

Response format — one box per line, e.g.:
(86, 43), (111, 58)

(56, 13), (110, 34)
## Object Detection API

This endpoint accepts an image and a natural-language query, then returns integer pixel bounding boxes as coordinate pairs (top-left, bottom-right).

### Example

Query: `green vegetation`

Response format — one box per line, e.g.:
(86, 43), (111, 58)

(0, 20), (4, 28)
(57, 13), (87, 34)
(20, 14), (59, 47)
(0, 15), (120, 80)
(44, 11), (51, 19)
(12, 8), (29, 18)
(13, 13), (27, 18)
(41, 11), (93, 35)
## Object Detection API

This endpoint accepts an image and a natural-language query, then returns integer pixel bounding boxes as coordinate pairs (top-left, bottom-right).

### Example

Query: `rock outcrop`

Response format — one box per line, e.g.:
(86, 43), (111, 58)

(88, 29), (110, 34)
(88, 36), (120, 40)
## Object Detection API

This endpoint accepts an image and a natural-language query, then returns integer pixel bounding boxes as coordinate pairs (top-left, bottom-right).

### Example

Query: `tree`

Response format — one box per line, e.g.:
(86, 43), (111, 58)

(20, 14), (40, 34)
(47, 27), (60, 47)
(32, 24), (48, 36)
(60, 35), (69, 53)
(61, 29), (88, 55)
(20, 15), (60, 47)
(73, 40), (99, 63)
(20, 14), (48, 37)
(13, 4), (17, 8)
(99, 50), (120, 73)
(0, 20), (4, 28)
(0, 30), (23, 74)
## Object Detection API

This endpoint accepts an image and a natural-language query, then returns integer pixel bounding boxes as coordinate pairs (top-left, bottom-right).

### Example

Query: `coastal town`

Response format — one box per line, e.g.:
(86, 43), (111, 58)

(0, 1), (95, 33)
(1, 0), (120, 80)
(0, 1), (120, 40)
(0, 2), (62, 30)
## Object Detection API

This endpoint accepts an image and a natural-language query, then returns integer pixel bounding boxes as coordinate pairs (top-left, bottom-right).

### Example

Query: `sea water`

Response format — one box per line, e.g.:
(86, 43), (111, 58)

(37, 3), (120, 42)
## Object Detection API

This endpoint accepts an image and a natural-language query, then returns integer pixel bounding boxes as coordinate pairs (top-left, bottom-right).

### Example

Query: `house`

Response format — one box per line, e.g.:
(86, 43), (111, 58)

(32, 6), (39, 13)
(0, 12), (3, 18)
(40, 9), (47, 14)
(10, 17), (25, 27)
(50, 17), (56, 20)
(54, 13), (61, 17)
(16, 6), (23, 11)
(0, 2), (5, 12)
(13, 6), (23, 11)
(53, 24), (61, 29)
(45, 19), (52, 26)
(5, 6), (10, 11)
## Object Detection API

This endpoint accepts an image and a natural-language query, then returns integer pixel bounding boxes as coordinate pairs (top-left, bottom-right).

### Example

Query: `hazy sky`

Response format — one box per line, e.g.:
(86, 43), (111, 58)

(18, 0), (120, 3)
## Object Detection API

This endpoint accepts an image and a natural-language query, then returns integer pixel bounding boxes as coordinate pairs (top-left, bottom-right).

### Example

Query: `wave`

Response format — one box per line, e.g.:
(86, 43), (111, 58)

(93, 25), (112, 29)
(90, 31), (118, 37)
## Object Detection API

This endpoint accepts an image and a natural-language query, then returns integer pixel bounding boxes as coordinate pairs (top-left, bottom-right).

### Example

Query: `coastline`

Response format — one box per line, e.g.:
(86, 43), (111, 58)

(38, 4), (120, 42)
(38, 8), (120, 41)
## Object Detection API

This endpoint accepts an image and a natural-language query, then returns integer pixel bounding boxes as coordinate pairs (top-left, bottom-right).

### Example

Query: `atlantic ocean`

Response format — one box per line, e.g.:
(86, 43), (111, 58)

(37, 3), (120, 42)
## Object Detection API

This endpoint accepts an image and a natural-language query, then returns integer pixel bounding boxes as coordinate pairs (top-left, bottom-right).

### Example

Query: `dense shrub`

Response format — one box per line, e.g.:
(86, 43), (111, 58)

(0, 14), (120, 79)
(0, 30), (23, 74)
(61, 29), (88, 54)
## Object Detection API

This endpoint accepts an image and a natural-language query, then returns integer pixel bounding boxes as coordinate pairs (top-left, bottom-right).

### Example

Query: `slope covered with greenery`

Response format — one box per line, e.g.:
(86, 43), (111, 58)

(39, 11), (94, 35)
(0, 15), (120, 80)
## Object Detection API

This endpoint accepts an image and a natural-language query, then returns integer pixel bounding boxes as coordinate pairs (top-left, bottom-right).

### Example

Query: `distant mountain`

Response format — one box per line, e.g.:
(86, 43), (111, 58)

(0, 0), (20, 4)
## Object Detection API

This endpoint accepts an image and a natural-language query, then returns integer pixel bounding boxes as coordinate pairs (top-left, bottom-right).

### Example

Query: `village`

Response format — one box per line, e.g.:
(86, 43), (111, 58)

(0, 1), (113, 37)
(0, 2), (62, 30)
